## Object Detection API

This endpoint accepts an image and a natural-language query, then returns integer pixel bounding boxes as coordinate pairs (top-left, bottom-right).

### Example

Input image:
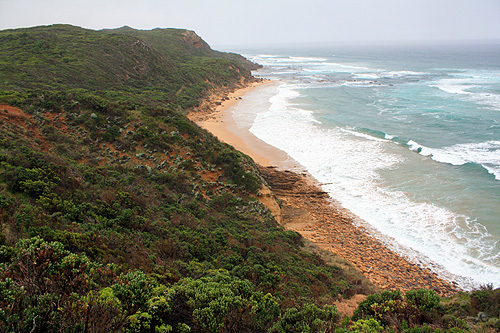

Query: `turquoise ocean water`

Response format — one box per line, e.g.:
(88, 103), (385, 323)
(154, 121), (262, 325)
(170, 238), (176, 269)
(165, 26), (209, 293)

(229, 42), (500, 290)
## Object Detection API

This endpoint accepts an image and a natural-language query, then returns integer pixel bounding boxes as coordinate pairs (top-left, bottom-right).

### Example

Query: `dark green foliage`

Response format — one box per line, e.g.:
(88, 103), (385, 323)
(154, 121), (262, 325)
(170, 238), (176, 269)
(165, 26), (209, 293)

(0, 24), (257, 113)
(348, 288), (499, 332)
(215, 146), (261, 192)
(406, 289), (443, 326)
(0, 245), (14, 263)
(469, 285), (500, 317)
(440, 286), (500, 330)
(270, 303), (340, 332)
(0, 237), (343, 332)
(167, 270), (281, 332)
(406, 289), (441, 313)
(0, 98), (350, 331)
(112, 270), (159, 317)
(0, 237), (97, 332)
(353, 290), (404, 322)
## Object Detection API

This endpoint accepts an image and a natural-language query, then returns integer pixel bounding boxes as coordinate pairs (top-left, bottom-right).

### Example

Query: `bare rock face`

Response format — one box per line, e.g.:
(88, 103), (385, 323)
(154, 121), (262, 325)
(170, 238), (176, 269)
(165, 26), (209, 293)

(182, 30), (208, 49)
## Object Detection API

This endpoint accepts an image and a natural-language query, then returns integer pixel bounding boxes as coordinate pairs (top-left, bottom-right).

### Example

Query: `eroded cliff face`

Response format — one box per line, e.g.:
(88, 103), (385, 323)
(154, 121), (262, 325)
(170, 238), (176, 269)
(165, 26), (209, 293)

(182, 30), (210, 49)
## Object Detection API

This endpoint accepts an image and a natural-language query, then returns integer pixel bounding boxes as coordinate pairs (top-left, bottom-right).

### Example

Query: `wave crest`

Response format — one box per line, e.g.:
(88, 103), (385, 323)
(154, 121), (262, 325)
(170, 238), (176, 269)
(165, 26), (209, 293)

(406, 140), (500, 180)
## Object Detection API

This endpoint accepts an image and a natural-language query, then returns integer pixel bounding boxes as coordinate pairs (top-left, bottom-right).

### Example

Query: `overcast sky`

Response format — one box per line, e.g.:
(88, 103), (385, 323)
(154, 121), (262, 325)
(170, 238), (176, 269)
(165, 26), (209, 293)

(1, 0), (499, 48)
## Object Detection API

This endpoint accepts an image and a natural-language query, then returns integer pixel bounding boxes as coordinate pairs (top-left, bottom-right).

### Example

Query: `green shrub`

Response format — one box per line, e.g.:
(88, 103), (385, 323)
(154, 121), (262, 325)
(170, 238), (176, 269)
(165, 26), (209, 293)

(111, 270), (158, 316)
(175, 118), (198, 136)
(349, 318), (383, 332)
(270, 303), (340, 333)
(170, 270), (280, 332)
(470, 286), (500, 317)
(0, 237), (98, 331)
(0, 245), (15, 263)
(406, 289), (441, 312)
(0, 194), (14, 212)
(353, 290), (403, 321)
(103, 125), (120, 142)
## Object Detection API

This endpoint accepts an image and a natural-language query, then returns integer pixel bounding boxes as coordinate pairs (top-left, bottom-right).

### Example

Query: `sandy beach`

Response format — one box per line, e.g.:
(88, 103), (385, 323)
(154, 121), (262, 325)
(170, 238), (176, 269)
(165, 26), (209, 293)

(189, 81), (459, 297)
(189, 80), (301, 169)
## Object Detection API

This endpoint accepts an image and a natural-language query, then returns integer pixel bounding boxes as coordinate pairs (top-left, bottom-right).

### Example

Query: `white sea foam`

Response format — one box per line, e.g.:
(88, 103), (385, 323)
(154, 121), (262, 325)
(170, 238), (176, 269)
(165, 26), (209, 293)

(254, 54), (282, 58)
(301, 68), (320, 72)
(432, 77), (479, 95)
(246, 82), (500, 289)
(248, 54), (386, 79)
(340, 128), (389, 142)
(431, 76), (500, 110)
(310, 62), (382, 74)
(384, 70), (429, 77)
(289, 56), (328, 62)
(407, 140), (500, 180)
(253, 55), (329, 66)
(407, 140), (435, 157)
(341, 80), (387, 88)
(261, 70), (301, 76)
(352, 73), (381, 79)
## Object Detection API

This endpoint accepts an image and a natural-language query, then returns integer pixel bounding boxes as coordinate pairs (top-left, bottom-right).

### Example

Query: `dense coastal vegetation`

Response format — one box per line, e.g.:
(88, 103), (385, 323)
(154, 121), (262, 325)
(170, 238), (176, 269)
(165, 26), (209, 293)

(0, 24), (499, 332)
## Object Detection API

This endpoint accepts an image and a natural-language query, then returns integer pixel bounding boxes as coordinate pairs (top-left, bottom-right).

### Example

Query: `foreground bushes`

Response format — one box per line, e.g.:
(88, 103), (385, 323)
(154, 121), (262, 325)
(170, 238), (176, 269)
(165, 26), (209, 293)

(3, 237), (498, 332)
(349, 288), (500, 332)
(0, 238), (343, 332)
(0, 131), (350, 331)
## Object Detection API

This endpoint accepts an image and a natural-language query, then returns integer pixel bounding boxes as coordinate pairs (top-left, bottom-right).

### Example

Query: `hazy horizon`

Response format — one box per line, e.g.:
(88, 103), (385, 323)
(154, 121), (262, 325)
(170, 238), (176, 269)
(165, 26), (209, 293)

(215, 37), (500, 52)
(1, 0), (499, 48)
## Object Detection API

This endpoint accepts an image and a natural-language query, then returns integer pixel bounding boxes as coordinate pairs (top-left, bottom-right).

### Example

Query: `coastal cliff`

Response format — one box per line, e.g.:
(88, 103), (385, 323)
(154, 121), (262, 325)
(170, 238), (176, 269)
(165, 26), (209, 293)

(0, 24), (498, 332)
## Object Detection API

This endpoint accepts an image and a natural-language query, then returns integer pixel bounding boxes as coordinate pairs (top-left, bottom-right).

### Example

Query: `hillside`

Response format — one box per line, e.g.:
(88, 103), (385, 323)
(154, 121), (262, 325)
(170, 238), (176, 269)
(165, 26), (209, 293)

(0, 24), (353, 332)
(103, 25), (260, 72)
(0, 24), (499, 332)
(0, 24), (258, 110)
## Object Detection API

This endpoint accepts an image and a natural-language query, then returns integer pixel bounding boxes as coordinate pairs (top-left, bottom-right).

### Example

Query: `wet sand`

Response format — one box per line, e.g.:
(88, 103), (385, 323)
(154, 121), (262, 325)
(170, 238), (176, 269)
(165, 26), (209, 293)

(188, 81), (459, 297)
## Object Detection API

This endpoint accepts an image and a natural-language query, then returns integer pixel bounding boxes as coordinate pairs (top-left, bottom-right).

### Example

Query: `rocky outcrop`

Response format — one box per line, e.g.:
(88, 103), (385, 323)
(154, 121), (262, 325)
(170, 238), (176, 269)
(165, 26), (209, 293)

(182, 30), (210, 49)
(258, 166), (459, 297)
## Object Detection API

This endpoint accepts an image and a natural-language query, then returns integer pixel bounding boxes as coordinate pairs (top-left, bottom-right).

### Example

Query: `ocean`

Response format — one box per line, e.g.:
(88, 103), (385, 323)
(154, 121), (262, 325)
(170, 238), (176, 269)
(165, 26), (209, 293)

(228, 42), (500, 290)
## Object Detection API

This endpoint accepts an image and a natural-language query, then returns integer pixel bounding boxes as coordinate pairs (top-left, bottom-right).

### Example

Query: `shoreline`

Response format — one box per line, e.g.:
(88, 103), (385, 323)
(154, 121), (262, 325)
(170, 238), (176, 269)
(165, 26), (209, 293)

(188, 80), (460, 297)
(189, 80), (300, 170)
